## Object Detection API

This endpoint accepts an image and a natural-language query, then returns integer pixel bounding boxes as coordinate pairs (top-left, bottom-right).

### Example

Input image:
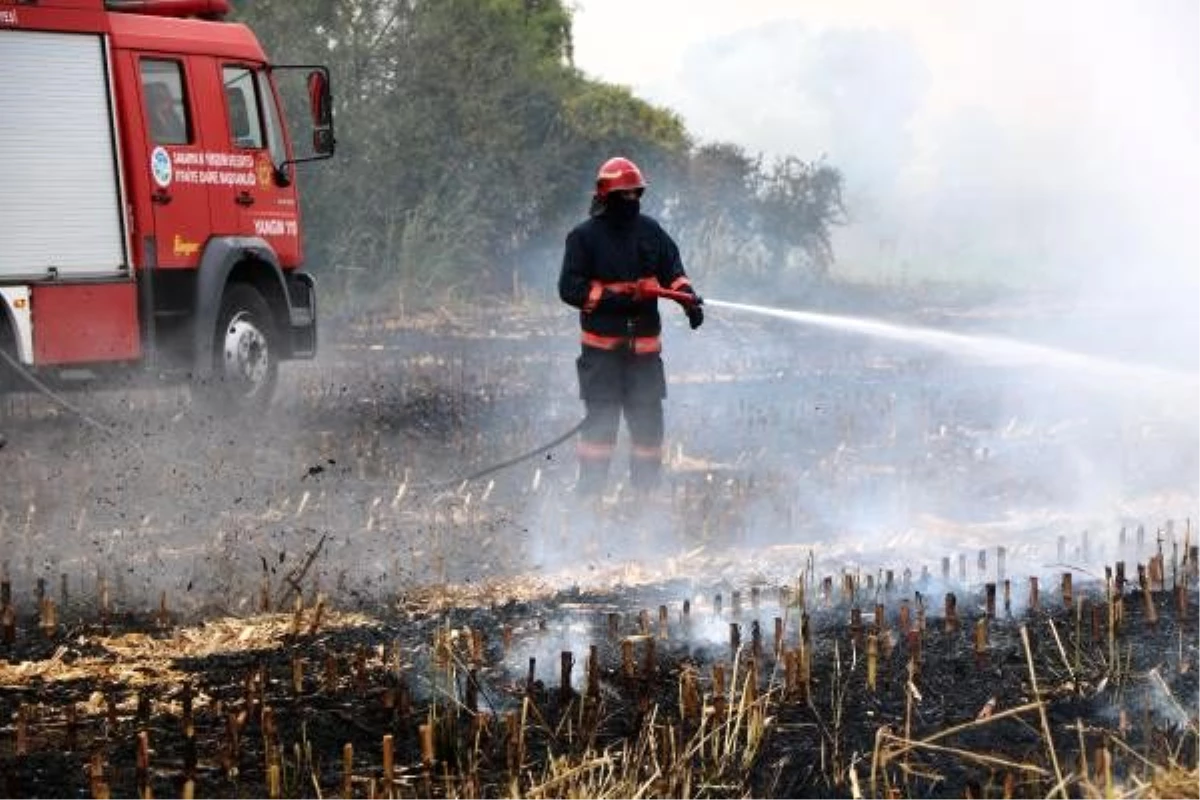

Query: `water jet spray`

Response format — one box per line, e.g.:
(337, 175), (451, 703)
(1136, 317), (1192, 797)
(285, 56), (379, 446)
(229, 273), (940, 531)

(701, 298), (1199, 391)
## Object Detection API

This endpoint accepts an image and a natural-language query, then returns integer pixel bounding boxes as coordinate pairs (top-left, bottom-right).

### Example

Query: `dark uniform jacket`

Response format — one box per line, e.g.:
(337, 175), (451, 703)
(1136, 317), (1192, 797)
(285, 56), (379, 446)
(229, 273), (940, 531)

(558, 213), (693, 355)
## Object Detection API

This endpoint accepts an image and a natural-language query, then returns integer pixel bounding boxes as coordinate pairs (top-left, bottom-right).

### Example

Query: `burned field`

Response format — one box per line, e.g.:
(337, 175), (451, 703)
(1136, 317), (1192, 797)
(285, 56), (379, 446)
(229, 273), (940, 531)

(1, 300), (1197, 797)
(0, 565), (1196, 799)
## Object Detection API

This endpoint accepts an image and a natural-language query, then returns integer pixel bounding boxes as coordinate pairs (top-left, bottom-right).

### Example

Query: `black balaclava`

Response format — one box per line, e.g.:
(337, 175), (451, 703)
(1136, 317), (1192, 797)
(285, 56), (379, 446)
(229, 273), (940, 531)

(604, 192), (641, 224)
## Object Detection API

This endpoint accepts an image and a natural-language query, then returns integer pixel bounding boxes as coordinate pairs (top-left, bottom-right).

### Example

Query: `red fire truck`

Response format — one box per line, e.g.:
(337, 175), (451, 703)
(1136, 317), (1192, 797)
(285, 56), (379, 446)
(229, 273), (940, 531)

(0, 0), (334, 410)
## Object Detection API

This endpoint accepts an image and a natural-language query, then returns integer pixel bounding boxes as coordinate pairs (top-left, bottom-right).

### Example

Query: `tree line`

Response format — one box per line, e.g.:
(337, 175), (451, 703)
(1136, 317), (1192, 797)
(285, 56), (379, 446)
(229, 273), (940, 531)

(231, 0), (846, 307)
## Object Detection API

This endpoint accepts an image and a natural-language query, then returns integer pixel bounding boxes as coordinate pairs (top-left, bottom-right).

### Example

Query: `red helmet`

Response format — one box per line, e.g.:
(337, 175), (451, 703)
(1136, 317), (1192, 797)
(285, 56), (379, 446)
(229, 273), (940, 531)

(595, 156), (646, 199)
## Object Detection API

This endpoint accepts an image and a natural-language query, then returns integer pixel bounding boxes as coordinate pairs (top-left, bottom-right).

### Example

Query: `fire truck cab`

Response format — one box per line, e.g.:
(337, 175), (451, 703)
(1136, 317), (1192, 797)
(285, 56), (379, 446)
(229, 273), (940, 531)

(0, 0), (334, 409)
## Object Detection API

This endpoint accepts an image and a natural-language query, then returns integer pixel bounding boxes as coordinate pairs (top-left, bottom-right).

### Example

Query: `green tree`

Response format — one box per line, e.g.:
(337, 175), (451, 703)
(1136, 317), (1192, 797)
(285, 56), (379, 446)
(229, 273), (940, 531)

(659, 143), (761, 288)
(755, 156), (846, 282)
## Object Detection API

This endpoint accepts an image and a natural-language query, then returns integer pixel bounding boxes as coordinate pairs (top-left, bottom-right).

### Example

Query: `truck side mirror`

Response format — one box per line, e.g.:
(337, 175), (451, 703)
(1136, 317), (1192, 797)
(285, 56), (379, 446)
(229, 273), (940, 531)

(306, 70), (330, 124)
(306, 69), (334, 155)
(271, 63), (336, 164)
(312, 128), (335, 155)
(307, 71), (336, 125)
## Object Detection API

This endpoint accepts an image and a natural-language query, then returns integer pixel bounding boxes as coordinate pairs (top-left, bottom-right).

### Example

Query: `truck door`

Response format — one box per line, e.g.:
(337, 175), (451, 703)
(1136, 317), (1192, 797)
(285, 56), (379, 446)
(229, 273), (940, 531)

(137, 57), (211, 269)
(216, 64), (301, 265)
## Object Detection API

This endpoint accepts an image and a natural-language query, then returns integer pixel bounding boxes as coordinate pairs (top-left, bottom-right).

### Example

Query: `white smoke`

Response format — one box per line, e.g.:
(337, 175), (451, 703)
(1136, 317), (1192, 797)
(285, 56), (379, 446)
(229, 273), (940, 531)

(575, 0), (1199, 323)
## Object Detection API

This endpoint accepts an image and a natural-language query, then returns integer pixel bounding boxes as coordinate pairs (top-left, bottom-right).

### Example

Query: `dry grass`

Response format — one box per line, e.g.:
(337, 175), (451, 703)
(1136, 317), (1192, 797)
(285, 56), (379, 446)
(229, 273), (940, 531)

(0, 608), (374, 686)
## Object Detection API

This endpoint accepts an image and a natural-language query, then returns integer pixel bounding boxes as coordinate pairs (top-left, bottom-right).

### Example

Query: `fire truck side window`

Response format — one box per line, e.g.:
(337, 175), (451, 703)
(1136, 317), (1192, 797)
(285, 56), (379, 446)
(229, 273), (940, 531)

(255, 70), (287, 168)
(140, 60), (191, 146)
(222, 66), (264, 149)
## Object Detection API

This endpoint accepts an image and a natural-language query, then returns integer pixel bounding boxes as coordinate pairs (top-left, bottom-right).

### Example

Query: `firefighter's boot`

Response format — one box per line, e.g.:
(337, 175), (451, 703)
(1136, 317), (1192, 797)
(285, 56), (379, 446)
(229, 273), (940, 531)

(629, 455), (662, 494)
(575, 458), (610, 500)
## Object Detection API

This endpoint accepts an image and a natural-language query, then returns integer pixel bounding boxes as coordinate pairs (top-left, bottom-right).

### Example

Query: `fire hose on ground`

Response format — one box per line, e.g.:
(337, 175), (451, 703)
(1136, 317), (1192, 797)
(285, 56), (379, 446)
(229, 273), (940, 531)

(443, 280), (703, 485)
(0, 334), (588, 489)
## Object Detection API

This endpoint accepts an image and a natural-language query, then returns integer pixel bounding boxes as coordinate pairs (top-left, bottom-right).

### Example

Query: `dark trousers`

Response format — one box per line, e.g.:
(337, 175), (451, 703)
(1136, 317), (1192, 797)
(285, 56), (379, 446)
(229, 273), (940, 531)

(575, 346), (666, 496)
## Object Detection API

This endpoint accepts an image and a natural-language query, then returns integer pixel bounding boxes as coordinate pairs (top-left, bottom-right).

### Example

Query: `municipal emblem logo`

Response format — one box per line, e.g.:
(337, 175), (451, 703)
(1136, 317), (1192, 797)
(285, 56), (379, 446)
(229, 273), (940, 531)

(256, 155), (273, 189)
(151, 147), (172, 188)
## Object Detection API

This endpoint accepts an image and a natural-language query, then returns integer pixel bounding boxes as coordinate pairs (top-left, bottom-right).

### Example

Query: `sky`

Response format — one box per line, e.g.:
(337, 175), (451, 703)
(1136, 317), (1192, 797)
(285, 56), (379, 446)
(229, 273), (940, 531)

(568, 0), (1200, 307)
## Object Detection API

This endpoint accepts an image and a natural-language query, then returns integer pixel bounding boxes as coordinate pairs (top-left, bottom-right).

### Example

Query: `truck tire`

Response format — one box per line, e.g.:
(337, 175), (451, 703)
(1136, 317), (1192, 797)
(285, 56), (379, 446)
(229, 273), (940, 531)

(196, 283), (279, 412)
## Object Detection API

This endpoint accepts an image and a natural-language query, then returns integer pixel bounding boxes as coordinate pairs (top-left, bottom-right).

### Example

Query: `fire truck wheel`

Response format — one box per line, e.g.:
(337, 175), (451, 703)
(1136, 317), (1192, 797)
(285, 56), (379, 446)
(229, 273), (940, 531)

(202, 283), (279, 410)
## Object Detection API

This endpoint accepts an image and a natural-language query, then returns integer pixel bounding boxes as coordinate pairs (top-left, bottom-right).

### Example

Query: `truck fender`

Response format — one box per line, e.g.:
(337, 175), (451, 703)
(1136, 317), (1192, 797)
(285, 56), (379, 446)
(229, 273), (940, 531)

(192, 236), (289, 378)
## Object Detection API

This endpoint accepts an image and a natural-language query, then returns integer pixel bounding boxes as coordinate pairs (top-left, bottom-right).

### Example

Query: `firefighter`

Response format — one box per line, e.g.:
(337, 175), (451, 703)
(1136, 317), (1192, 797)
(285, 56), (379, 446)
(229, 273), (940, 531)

(558, 156), (704, 499)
